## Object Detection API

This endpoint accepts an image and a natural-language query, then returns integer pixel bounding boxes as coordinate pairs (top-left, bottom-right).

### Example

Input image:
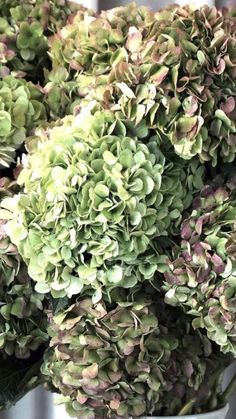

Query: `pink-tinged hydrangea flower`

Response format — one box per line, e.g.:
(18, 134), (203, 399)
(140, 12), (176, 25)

(48, 4), (236, 166)
(42, 291), (229, 418)
(163, 180), (236, 354)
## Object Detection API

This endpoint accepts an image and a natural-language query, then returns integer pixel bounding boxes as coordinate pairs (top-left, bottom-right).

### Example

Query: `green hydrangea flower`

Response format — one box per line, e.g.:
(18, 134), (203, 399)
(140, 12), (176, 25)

(163, 179), (236, 354)
(0, 110), (204, 299)
(0, 75), (46, 167)
(42, 290), (230, 418)
(0, 176), (48, 359)
(48, 3), (152, 75)
(48, 4), (236, 166)
(0, 0), (81, 81)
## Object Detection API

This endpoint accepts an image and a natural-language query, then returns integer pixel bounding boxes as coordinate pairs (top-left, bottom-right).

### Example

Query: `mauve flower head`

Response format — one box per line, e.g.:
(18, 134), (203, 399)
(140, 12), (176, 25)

(163, 180), (236, 354)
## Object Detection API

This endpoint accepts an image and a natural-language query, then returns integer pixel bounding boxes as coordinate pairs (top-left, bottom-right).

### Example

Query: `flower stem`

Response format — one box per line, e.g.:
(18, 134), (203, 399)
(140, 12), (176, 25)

(177, 398), (196, 416)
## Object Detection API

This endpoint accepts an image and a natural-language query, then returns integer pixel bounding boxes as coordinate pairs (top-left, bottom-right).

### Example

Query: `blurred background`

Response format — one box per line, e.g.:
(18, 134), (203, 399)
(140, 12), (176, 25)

(0, 0), (235, 418)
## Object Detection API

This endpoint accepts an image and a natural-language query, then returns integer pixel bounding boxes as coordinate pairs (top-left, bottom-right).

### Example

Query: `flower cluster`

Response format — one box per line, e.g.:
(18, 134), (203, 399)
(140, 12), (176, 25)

(42, 290), (229, 419)
(48, 4), (236, 166)
(0, 75), (46, 167)
(0, 0), (80, 81)
(163, 179), (236, 354)
(0, 176), (48, 358)
(2, 109), (204, 300)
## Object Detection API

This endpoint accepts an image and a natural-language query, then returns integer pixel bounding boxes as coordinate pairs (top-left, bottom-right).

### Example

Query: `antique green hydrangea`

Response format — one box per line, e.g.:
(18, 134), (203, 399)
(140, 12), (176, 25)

(1, 110), (204, 299)
(0, 75), (46, 167)
(0, 0), (79, 28)
(43, 68), (79, 120)
(162, 180), (236, 354)
(48, 4), (236, 166)
(48, 3), (153, 77)
(0, 0), (81, 81)
(41, 291), (230, 418)
(0, 176), (48, 359)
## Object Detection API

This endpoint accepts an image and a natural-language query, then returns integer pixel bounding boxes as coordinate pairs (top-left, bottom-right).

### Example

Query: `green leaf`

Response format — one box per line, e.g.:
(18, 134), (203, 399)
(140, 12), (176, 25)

(49, 296), (70, 315)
